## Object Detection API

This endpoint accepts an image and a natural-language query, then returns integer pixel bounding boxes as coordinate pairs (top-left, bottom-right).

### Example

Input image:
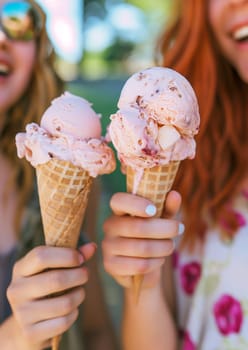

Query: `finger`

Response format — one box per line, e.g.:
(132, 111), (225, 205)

(8, 267), (88, 301)
(102, 237), (174, 258)
(21, 309), (79, 344)
(104, 255), (166, 276)
(78, 242), (97, 262)
(13, 246), (84, 278)
(104, 215), (180, 239)
(16, 287), (85, 325)
(110, 192), (157, 217)
(163, 190), (182, 218)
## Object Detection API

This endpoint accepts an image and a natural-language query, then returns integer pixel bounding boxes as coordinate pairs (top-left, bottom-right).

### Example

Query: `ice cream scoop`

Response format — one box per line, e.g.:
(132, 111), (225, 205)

(109, 67), (199, 175)
(16, 92), (115, 177)
(41, 92), (101, 139)
(117, 66), (199, 137)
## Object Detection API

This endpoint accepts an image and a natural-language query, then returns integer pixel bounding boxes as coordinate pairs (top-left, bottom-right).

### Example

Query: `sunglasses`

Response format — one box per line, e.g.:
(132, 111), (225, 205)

(0, 1), (42, 41)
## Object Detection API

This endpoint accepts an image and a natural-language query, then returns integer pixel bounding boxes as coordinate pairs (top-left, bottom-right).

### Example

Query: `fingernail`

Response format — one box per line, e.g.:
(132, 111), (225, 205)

(178, 223), (185, 235)
(145, 204), (157, 216)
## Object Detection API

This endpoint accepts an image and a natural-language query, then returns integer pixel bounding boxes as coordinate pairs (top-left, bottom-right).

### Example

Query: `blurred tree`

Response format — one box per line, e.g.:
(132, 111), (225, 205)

(83, 0), (106, 20)
(126, 0), (171, 12)
(103, 38), (134, 62)
(80, 0), (169, 78)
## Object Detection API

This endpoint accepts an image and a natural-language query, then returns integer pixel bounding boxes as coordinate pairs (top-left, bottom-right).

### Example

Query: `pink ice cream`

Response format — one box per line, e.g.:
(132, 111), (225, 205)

(16, 92), (116, 177)
(109, 67), (200, 171)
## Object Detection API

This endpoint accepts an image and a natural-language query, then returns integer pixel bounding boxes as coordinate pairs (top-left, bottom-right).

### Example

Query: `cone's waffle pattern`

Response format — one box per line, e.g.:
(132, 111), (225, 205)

(126, 161), (180, 303)
(36, 159), (93, 248)
(126, 161), (180, 217)
(52, 335), (61, 350)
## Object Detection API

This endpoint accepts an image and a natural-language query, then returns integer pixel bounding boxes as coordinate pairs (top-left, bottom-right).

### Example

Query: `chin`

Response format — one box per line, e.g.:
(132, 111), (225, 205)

(0, 100), (9, 115)
(236, 69), (248, 84)
(232, 58), (248, 83)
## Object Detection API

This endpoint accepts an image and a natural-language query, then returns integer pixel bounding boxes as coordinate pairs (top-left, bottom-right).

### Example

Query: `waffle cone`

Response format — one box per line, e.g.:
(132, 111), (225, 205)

(36, 159), (93, 248)
(36, 158), (93, 350)
(126, 161), (180, 303)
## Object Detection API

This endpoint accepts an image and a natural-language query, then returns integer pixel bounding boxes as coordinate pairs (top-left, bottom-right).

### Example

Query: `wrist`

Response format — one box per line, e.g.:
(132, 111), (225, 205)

(0, 315), (21, 349)
(124, 278), (163, 307)
(0, 316), (38, 350)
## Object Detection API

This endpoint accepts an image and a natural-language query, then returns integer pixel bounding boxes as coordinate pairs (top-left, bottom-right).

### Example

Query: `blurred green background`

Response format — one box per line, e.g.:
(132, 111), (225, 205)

(68, 78), (126, 194)
(38, 0), (173, 341)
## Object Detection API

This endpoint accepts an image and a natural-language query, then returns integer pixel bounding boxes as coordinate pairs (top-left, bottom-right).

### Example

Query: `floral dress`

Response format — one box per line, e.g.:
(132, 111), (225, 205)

(174, 190), (248, 350)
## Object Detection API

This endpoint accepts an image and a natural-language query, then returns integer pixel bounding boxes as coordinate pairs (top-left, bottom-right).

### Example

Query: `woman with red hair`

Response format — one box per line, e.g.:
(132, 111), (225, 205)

(102, 0), (248, 349)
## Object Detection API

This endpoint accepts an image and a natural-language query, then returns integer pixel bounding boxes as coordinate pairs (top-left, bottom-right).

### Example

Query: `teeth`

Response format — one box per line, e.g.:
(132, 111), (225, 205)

(0, 63), (10, 74)
(233, 25), (248, 40)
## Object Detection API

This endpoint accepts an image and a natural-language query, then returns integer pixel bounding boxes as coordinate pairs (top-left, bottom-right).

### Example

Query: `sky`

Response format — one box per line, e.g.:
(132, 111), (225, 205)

(35, 0), (147, 63)
(36, 0), (84, 62)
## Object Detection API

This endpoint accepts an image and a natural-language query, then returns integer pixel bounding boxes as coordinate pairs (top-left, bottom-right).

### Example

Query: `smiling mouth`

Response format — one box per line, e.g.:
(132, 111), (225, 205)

(233, 25), (248, 42)
(0, 63), (10, 77)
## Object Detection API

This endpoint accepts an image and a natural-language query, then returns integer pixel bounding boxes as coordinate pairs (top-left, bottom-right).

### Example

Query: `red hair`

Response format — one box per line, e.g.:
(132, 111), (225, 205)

(157, 0), (248, 248)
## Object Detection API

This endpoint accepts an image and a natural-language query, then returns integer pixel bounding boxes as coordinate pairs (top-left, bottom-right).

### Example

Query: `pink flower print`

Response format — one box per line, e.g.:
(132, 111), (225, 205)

(180, 261), (201, 295)
(236, 212), (246, 226)
(213, 294), (243, 335)
(219, 205), (246, 241)
(182, 331), (196, 350)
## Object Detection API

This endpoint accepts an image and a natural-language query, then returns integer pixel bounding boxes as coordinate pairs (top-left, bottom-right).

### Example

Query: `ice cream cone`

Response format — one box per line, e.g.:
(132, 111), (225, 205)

(36, 158), (93, 350)
(51, 335), (61, 350)
(126, 161), (180, 303)
(36, 158), (93, 247)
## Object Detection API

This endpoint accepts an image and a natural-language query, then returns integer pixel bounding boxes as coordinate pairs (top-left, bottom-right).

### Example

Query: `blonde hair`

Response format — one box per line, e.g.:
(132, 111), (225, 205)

(2, 0), (64, 232)
(157, 0), (248, 248)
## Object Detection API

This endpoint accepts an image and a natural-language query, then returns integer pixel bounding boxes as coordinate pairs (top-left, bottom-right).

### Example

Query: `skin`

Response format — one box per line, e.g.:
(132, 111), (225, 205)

(0, 1), (36, 116)
(0, 2), (117, 350)
(102, 191), (181, 350)
(4, 244), (96, 349)
(209, 0), (248, 82)
(103, 192), (181, 289)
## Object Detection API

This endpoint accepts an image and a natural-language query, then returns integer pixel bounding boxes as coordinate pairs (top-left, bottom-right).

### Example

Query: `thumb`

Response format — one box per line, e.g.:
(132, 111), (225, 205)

(78, 242), (97, 262)
(163, 190), (182, 218)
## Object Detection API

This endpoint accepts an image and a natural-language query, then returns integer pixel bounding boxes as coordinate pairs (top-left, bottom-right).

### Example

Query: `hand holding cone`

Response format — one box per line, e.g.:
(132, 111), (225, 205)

(126, 161), (180, 302)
